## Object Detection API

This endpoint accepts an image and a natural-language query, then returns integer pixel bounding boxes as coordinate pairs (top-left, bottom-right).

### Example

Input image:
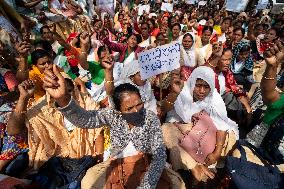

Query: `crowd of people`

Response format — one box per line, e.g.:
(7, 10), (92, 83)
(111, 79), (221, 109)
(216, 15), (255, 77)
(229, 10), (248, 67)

(0, 0), (284, 188)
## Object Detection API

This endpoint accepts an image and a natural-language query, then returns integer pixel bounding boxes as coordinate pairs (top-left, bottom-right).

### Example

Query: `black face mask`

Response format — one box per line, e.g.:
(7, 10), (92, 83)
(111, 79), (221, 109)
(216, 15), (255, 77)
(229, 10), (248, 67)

(121, 108), (146, 126)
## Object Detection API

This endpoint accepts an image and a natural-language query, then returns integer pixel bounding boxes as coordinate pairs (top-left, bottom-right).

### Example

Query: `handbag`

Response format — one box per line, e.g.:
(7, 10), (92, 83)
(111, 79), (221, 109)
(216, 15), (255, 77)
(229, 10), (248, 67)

(177, 111), (217, 163)
(226, 140), (282, 189)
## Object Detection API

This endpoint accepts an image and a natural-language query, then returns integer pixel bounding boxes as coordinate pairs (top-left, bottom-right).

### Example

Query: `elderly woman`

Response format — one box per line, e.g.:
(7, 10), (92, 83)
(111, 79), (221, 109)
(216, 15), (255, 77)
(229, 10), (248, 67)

(162, 66), (238, 182)
(42, 64), (171, 188)
(179, 32), (202, 80)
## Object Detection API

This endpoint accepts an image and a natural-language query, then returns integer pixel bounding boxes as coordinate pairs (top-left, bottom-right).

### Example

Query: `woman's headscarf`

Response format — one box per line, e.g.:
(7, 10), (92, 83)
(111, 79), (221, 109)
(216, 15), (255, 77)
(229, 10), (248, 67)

(179, 32), (197, 67)
(118, 60), (157, 114)
(231, 40), (254, 73)
(174, 66), (239, 138)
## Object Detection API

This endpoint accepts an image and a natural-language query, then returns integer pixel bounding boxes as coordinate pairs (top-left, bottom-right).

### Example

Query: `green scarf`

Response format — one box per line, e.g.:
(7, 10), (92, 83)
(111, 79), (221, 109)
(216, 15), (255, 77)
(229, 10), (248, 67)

(263, 95), (284, 125)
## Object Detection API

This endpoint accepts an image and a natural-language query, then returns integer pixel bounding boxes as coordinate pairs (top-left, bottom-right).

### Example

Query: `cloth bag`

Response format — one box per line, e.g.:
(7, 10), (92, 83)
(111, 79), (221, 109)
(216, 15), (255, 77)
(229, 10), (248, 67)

(177, 111), (217, 163)
(226, 140), (282, 189)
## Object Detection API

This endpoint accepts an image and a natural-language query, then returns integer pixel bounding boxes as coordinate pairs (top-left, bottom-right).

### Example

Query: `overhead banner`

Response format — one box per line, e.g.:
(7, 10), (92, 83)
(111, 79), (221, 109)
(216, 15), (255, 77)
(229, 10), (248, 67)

(138, 42), (181, 80)
(225, 0), (249, 12)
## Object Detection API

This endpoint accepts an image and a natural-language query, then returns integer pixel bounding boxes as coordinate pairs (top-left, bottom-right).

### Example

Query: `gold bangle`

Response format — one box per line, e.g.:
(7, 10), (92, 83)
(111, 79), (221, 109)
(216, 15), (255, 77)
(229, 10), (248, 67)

(263, 76), (275, 80)
(165, 98), (174, 105)
(81, 51), (87, 54)
(105, 80), (114, 84)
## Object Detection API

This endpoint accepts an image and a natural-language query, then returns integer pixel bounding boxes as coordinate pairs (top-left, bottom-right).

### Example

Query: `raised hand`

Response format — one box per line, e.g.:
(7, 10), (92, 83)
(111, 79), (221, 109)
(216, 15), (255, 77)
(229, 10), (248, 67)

(80, 32), (90, 51)
(43, 64), (67, 104)
(170, 72), (184, 95)
(264, 41), (284, 67)
(15, 41), (32, 58)
(18, 80), (35, 100)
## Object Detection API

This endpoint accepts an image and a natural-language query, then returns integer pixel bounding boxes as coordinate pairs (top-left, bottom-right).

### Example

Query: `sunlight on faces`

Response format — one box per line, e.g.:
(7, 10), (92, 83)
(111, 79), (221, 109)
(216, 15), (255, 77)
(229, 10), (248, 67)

(120, 92), (144, 113)
(193, 79), (211, 102)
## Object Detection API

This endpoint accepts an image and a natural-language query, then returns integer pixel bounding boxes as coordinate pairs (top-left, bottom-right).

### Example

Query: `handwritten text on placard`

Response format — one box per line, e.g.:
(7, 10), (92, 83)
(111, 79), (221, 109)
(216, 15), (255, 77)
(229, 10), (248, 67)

(138, 42), (181, 80)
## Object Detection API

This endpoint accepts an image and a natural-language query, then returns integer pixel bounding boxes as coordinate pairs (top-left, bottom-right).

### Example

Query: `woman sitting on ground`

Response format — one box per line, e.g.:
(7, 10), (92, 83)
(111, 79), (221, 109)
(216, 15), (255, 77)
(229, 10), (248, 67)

(41, 64), (183, 188)
(161, 66), (238, 182)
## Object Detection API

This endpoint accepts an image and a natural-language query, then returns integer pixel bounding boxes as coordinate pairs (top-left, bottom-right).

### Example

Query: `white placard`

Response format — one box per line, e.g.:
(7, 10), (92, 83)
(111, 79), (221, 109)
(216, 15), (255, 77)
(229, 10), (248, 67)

(256, 0), (269, 10)
(225, 0), (249, 12)
(186, 0), (198, 4)
(96, 0), (115, 16)
(198, 1), (207, 6)
(138, 4), (150, 16)
(161, 3), (173, 12)
(138, 42), (181, 80)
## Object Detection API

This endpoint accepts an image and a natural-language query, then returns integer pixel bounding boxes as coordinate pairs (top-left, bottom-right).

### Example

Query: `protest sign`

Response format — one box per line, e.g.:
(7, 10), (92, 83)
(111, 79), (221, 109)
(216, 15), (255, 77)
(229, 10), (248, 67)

(96, 0), (115, 16)
(138, 42), (181, 80)
(186, 0), (198, 4)
(199, 1), (207, 6)
(138, 4), (150, 16)
(225, 0), (249, 12)
(161, 3), (173, 12)
(256, 0), (269, 10)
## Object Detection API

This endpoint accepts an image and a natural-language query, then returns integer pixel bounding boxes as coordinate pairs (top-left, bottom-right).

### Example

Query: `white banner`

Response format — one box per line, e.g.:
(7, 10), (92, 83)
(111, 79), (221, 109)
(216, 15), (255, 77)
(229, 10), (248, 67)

(185, 0), (198, 4)
(198, 1), (207, 6)
(138, 4), (150, 16)
(138, 42), (181, 80)
(161, 3), (173, 12)
(225, 0), (249, 12)
(256, 0), (269, 10)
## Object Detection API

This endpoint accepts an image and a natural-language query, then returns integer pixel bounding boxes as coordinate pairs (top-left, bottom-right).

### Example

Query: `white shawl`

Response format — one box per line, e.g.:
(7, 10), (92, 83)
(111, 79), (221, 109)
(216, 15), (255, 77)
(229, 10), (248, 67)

(179, 32), (197, 67)
(174, 66), (239, 139)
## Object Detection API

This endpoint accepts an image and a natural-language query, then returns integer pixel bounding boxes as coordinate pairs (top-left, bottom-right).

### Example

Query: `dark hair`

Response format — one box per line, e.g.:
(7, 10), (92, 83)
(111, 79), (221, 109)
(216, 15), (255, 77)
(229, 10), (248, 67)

(222, 17), (232, 23)
(31, 49), (51, 65)
(112, 83), (141, 110)
(202, 26), (213, 34)
(171, 23), (181, 30)
(233, 27), (245, 36)
(40, 25), (50, 34)
(97, 45), (111, 59)
(183, 33), (193, 40)
(141, 22), (149, 29)
(127, 33), (142, 44)
(240, 44), (251, 52)
(222, 48), (232, 55)
(34, 40), (53, 53)
(147, 18), (155, 27)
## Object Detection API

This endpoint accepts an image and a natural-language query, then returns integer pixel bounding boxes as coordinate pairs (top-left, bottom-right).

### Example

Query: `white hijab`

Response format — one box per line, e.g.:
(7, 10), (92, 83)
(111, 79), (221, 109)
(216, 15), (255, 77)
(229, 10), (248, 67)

(179, 32), (197, 67)
(118, 60), (157, 114)
(174, 66), (239, 138)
